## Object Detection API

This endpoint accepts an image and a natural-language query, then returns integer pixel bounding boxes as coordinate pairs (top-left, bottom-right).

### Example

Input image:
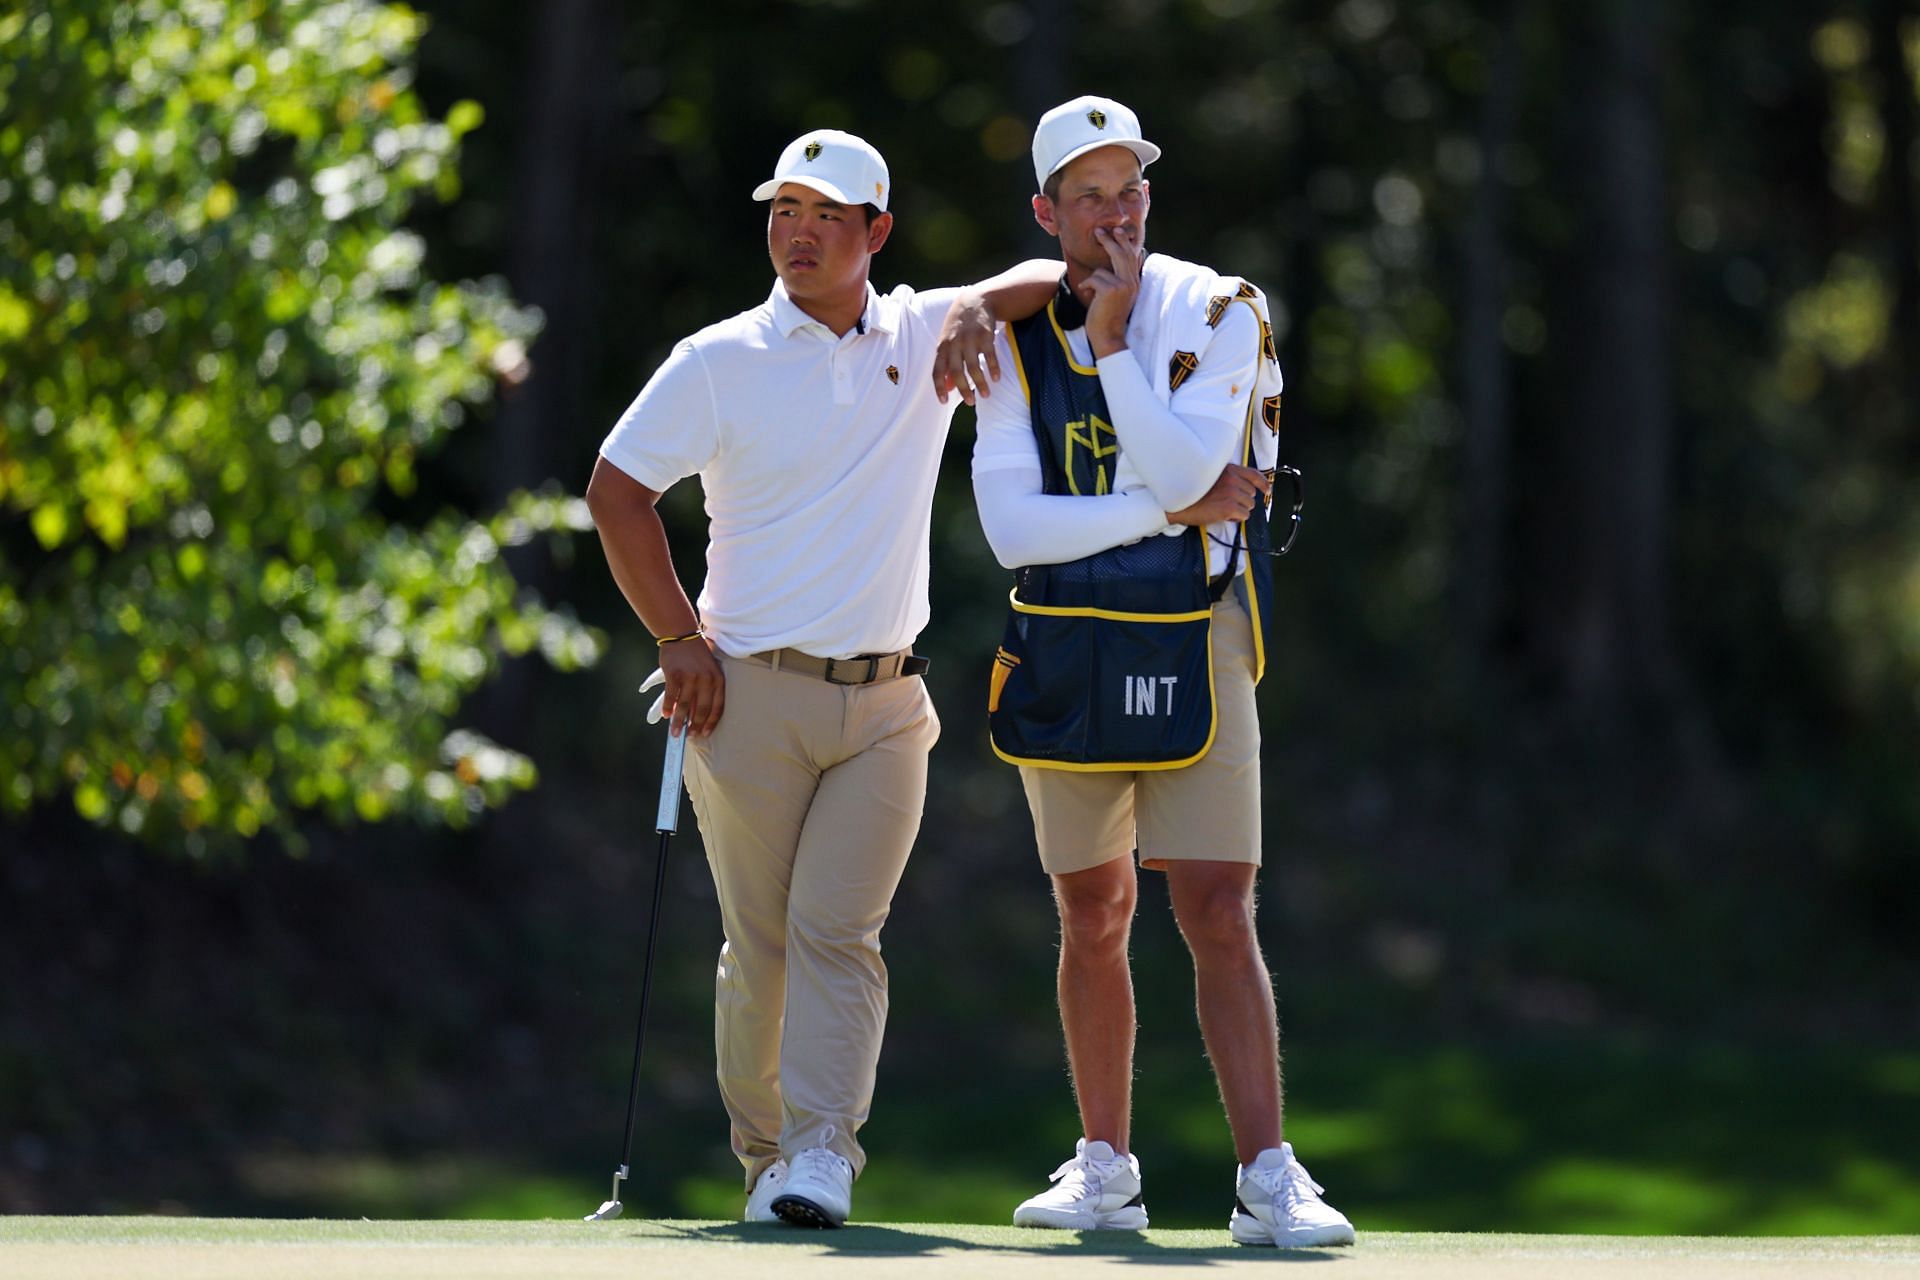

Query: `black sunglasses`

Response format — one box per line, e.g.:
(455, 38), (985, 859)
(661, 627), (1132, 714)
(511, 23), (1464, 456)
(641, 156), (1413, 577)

(1208, 465), (1304, 558)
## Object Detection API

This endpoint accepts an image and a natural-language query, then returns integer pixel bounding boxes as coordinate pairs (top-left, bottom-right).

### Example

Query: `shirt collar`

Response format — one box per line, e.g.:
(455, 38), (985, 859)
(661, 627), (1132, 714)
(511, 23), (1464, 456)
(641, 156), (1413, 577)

(769, 280), (895, 339)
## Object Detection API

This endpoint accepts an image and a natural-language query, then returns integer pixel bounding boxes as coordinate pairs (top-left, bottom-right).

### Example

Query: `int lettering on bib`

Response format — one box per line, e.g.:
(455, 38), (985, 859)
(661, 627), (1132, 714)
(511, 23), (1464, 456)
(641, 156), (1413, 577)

(1123, 675), (1179, 716)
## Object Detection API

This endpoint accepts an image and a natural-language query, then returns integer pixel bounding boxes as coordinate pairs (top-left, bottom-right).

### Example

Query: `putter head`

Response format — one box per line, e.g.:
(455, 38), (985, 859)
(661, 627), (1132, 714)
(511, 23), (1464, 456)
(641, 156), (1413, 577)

(585, 1167), (627, 1221)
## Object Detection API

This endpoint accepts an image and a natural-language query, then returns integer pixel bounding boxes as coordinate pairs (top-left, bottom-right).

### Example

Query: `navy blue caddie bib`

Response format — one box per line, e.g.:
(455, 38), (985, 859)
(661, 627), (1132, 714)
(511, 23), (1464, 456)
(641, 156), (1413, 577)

(985, 289), (1219, 772)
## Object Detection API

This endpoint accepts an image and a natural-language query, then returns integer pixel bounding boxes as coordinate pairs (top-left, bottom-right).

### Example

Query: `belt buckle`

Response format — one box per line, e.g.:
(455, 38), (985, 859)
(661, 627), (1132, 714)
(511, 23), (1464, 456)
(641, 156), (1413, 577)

(825, 655), (879, 685)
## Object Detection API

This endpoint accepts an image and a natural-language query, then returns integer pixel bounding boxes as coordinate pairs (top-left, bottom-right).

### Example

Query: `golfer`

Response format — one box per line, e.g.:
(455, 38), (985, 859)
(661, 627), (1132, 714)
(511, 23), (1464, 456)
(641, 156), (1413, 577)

(586, 129), (1053, 1228)
(962, 96), (1355, 1247)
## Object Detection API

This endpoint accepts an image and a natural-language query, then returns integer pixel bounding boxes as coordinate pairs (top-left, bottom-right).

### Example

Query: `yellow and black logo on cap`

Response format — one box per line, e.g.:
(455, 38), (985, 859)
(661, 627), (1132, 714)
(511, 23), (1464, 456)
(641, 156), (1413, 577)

(1087, 108), (1107, 129)
(1169, 350), (1199, 392)
(804, 140), (823, 161)
(886, 365), (899, 384)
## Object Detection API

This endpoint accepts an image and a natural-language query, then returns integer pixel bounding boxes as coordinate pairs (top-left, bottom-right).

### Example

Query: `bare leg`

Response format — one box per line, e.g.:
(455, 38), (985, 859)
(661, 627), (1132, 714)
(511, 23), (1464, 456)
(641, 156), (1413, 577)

(1051, 854), (1139, 1153)
(1165, 860), (1282, 1163)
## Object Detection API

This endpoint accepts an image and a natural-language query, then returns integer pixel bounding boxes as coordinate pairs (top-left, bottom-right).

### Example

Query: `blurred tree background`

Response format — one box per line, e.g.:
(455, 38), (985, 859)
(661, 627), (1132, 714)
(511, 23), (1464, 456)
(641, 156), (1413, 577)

(3, 0), (1918, 1233)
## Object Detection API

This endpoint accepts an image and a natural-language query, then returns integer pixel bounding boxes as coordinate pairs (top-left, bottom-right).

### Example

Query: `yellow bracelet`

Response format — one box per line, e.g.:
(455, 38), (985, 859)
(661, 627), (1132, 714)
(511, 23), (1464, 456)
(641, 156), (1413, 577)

(655, 627), (704, 646)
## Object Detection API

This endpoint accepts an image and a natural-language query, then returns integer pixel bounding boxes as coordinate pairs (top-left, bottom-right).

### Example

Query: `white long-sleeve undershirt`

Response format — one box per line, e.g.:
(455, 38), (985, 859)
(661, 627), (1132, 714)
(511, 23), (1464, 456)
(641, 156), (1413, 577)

(972, 465), (1173, 570)
(1093, 343), (1245, 513)
(971, 297), (1265, 571)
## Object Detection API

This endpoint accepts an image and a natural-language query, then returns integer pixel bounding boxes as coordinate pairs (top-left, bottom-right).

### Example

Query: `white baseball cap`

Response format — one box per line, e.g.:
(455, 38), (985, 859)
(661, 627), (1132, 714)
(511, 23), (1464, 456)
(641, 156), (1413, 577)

(752, 129), (891, 212)
(1032, 95), (1161, 191)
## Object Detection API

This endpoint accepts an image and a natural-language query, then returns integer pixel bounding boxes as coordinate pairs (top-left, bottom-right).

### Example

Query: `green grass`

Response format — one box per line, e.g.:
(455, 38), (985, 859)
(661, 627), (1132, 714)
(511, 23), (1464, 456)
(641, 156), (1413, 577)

(4, 1217), (1918, 1261)
(161, 1039), (1920, 1235)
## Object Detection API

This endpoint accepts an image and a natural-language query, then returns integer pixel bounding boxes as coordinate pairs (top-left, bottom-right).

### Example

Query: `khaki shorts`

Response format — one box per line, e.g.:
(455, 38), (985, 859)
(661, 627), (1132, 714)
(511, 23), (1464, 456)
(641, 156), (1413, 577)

(1019, 584), (1261, 876)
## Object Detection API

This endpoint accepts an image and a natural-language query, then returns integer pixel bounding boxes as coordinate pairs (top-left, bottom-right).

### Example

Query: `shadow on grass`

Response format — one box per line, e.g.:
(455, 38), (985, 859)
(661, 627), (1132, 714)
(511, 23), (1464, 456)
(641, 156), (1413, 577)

(665, 1220), (1344, 1263)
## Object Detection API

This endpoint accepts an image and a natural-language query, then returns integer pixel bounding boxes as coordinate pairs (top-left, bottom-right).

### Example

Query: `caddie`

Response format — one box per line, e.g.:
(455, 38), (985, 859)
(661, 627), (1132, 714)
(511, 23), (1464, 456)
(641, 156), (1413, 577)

(961, 95), (1354, 1248)
(586, 128), (1054, 1229)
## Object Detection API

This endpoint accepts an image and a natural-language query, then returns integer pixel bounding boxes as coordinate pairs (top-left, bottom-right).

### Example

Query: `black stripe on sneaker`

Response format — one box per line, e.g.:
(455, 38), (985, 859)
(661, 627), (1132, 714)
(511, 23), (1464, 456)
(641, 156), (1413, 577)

(1234, 1197), (1253, 1215)
(1125, 1193), (1146, 1208)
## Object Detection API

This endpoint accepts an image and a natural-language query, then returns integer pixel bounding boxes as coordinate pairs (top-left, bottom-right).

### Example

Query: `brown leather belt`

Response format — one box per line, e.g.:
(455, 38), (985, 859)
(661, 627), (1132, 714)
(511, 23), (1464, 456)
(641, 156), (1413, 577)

(751, 647), (930, 685)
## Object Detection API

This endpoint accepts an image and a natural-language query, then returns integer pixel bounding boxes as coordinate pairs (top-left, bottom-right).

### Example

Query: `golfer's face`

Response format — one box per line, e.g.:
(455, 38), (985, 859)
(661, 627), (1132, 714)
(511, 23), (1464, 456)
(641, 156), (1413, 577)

(768, 184), (882, 300)
(1042, 147), (1149, 279)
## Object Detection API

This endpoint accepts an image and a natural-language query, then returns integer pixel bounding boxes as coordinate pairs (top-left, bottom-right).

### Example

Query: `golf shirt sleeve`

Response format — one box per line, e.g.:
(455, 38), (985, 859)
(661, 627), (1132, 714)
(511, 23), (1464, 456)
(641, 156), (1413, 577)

(1097, 301), (1264, 513)
(598, 340), (719, 493)
(971, 329), (1170, 570)
(896, 285), (964, 336)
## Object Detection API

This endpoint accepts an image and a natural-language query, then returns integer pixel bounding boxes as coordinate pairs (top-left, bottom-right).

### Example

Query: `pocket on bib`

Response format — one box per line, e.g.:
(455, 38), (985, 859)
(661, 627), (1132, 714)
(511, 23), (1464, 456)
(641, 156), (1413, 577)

(988, 605), (1214, 770)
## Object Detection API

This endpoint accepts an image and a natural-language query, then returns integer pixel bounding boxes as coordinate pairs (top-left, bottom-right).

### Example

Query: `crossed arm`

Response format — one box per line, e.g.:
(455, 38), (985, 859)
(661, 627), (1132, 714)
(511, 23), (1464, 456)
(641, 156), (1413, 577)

(960, 232), (1270, 571)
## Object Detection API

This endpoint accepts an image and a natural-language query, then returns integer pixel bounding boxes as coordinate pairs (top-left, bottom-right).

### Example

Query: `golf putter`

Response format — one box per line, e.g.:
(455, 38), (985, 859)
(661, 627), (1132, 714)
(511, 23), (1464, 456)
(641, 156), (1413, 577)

(587, 669), (689, 1221)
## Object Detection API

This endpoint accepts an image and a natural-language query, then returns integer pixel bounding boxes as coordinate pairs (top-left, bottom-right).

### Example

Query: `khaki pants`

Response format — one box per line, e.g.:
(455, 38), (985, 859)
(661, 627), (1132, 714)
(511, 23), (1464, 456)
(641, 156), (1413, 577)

(684, 651), (938, 1189)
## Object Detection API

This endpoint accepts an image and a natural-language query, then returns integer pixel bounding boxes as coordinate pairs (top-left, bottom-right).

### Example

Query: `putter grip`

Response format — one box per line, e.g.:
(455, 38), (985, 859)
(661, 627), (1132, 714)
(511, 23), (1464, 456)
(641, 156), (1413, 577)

(656, 727), (687, 833)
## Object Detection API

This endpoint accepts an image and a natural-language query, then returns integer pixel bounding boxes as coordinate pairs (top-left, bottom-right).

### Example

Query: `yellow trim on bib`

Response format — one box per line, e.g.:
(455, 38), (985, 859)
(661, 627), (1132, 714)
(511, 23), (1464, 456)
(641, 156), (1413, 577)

(1006, 322), (1033, 405)
(1047, 300), (1100, 376)
(987, 647), (1019, 713)
(1240, 541), (1266, 684)
(989, 621), (1219, 773)
(1007, 587), (1213, 625)
(1229, 294), (1270, 684)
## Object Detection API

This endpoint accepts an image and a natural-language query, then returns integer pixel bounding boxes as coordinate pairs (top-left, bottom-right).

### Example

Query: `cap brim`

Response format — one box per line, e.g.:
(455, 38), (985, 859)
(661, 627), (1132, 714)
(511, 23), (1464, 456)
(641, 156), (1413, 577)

(1042, 139), (1162, 187)
(752, 174), (864, 206)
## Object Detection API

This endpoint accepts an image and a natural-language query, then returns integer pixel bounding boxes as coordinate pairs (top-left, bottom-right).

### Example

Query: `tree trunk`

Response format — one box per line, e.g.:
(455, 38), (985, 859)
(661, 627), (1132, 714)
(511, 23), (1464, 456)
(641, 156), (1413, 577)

(1015, 0), (1066, 258)
(474, 0), (618, 793)
(491, 0), (617, 509)
(1533, 0), (1676, 717)
(1869, 1), (1919, 442)
(1015, 0), (1066, 145)
(1458, 0), (1524, 662)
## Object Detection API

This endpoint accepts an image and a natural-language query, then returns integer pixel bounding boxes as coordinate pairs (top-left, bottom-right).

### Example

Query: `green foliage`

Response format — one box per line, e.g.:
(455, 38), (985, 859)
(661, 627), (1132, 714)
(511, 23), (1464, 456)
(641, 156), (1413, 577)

(0, 1), (600, 853)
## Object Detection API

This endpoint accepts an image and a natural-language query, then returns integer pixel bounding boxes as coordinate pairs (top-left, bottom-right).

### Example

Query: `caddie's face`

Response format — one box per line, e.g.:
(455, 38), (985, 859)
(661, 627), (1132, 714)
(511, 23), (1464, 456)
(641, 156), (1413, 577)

(1033, 146), (1149, 284)
(767, 183), (892, 303)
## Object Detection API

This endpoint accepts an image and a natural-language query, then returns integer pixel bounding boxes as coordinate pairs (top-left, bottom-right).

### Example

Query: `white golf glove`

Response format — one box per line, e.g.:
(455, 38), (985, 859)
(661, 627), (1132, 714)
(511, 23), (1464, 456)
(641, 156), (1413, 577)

(639, 667), (667, 725)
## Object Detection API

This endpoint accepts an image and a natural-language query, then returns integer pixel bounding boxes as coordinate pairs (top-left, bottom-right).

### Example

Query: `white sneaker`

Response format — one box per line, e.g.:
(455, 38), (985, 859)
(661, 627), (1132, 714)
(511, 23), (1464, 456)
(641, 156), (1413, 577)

(1231, 1142), (1356, 1247)
(771, 1145), (853, 1228)
(743, 1159), (787, 1223)
(1012, 1138), (1149, 1230)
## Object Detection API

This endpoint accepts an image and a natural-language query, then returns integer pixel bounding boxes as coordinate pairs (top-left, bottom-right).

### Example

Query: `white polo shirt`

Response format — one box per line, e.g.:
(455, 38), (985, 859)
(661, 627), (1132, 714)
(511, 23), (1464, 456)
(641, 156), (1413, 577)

(600, 279), (961, 659)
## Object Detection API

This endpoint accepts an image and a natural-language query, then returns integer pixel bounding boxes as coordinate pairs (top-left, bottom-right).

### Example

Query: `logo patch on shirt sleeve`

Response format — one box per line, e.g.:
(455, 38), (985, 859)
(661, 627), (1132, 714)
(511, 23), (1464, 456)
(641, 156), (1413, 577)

(1259, 318), (1277, 364)
(1206, 295), (1230, 328)
(1262, 393), (1283, 434)
(1169, 350), (1199, 392)
(886, 365), (899, 384)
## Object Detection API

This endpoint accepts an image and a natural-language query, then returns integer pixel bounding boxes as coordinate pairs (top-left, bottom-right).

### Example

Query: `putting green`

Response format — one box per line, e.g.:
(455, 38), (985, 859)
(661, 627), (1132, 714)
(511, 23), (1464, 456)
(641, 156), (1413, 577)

(3, 1217), (1915, 1279)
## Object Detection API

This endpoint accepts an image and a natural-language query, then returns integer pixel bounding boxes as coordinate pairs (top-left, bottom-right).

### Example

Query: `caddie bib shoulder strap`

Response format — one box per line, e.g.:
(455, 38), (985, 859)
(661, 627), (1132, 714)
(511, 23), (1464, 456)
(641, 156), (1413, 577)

(1008, 288), (1122, 499)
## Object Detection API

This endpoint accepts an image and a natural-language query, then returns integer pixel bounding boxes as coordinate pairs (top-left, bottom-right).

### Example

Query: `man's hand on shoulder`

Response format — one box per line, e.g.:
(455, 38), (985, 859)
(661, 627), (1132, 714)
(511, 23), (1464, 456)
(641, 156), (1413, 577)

(1165, 463), (1270, 527)
(933, 292), (1002, 406)
(659, 635), (726, 737)
(935, 259), (1061, 405)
